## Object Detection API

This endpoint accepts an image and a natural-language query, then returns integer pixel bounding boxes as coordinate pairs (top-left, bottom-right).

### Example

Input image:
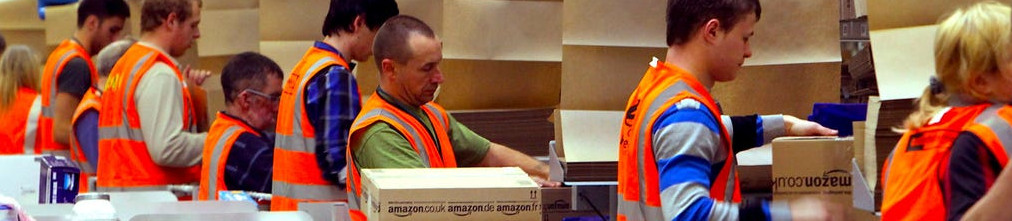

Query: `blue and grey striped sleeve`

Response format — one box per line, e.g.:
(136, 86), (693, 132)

(721, 114), (786, 154)
(652, 99), (789, 221)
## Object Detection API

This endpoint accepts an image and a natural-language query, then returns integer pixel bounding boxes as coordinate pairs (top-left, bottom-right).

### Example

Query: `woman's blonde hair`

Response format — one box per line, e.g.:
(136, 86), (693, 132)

(902, 1), (1012, 130)
(0, 45), (41, 111)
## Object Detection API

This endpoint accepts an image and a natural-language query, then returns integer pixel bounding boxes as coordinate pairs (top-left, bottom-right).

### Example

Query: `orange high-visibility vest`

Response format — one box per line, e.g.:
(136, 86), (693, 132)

(345, 92), (457, 219)
(0, 87), (41, 154)
(41, 39), (97, 154)
(881, 104), (992, 221)
(198, 112), (259, 200)
(96, 43), (199, 190)
(616, 61), (737, 221)
(271, 46), (354, 211)
(963, 105), (1012, 181)
(70, 87), (102, 193)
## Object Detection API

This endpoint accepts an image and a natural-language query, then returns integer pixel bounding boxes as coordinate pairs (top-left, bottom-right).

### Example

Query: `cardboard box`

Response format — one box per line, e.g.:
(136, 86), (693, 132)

(772, 137), (855, 216)
(360, 167), (541, 220)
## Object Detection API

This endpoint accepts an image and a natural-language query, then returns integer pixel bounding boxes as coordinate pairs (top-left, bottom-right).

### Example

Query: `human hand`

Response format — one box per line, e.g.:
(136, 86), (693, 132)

(183, 65), (211, 87)
(530, 176), (561, 187)
(789, 196), (845, 221)
(784, 115), (838, 136)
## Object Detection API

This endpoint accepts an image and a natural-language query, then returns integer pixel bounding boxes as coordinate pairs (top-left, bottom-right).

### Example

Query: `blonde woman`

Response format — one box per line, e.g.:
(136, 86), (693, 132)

(0, 45), (42, 154)
(879, 2), (1012, 220)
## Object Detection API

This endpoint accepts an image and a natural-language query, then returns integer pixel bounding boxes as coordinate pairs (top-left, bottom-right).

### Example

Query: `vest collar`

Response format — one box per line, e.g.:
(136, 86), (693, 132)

(136, 41), (179, 67)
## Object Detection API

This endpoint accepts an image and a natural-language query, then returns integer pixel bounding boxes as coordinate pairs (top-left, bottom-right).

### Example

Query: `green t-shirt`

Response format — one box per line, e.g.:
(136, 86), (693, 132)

(350, 92), (491, 169)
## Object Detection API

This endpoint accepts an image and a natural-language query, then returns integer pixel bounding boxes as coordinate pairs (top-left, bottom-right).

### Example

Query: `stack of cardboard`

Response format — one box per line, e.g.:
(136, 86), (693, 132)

(449, 108), (555, 157)
(553, 110), (622, 182)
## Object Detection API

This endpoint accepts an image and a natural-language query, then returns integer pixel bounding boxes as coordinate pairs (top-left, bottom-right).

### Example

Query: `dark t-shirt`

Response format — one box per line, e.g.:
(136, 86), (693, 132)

(56, 57), (92, 98)
(947, 132), (1002, 221)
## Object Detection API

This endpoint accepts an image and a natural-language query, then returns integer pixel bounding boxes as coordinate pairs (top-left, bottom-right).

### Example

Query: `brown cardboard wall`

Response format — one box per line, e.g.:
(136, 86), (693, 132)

(560, 45), (666, 110)
(711, 62), (842, 117)
(43, 3), (77, 46)
(259, 0), (328, 41)
(197, 9), (259, 57)
(355, 58), (560, 110)
(0, 30), (50, 58)
(435, 59), (561, 110)
(868, 0), (984, 31)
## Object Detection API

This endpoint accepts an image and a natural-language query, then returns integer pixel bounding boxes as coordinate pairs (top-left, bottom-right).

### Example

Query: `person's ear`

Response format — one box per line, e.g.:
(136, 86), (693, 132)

(381, 58), (397, 79)
(969, 73), (995, 98)
(85, 15), (100, 31)
(165, 12), (179, 30)
(236, 91), (251, 109)
(351, 15), (367, 33)
(702, 19), (722, 44)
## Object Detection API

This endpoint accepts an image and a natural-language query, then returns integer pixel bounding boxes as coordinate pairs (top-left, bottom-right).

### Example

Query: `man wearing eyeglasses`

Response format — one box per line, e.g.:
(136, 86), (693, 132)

(197, 52), (283, 200)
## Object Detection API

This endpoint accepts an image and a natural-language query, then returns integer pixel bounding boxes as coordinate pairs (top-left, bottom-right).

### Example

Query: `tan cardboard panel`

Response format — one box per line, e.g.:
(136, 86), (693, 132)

(744, 0), (841, 66)
(711, 62), (841, 118)
(259, 0), (328, 41)
(442, 0), (562, 61)
(0, 0), (45, 30)
(434, 59), (561, 110)
(561, 0), (666, 47)
(867, 0), (981, 31)
(398, 0), (444, 36)
(259, 41), (314, 79)
(560, 45), (666, 111)
(44, 3), (78, 46)
(555, 110), (623, 163)
(197, 9), (259, 57)
(870, 26), (936, 101)
(353, 58), (381, 98)
(1, 29), (50, 58)
(356, 58), (560, 110)
(197, 55), (233, 78)
(202, 0), (258, 10)
(203, 75), (226, 123)
(563, 0), (840, 66)
(126, 0), (141, 38)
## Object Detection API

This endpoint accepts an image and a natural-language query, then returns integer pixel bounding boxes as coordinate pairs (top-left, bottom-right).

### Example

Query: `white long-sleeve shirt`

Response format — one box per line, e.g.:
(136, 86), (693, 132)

(133, 42), (205, 167)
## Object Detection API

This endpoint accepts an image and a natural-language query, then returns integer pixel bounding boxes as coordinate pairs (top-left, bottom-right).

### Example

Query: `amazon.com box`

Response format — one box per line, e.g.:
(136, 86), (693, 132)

(772, 137), (855, 216)
(360, 167), (541, 220)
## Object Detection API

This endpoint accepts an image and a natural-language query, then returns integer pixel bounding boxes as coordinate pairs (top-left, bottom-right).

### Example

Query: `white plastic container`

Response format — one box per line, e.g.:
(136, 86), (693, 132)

(73, 193), (117, 221)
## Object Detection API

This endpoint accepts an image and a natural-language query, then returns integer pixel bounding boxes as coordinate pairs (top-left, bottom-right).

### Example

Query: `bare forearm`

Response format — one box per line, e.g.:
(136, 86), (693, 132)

(52, 94), (80, 145)
(479, 143), (550, 180)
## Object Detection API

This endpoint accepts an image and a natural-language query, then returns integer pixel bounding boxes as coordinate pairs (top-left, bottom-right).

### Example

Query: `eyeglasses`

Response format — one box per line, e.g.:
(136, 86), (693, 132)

(243, 89), (281, 104)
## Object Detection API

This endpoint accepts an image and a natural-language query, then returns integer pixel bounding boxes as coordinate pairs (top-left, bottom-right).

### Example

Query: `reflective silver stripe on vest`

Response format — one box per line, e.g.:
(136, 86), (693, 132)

(97, 125), (145, 141)
(95, 185), (171, 192)
(422, 104), (449, 133)
(352, 109), (432, 166)
(24, 95), (41, 154)
(206, 125), (242, 200)
(41, 51), (77, 118)
(274, 180), (346, 201)
(975, 104), (1012, 158)
(276, 57), (334, 153)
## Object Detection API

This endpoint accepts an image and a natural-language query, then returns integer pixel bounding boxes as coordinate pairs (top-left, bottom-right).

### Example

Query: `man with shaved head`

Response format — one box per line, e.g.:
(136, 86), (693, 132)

(344, 15), (559, 218)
